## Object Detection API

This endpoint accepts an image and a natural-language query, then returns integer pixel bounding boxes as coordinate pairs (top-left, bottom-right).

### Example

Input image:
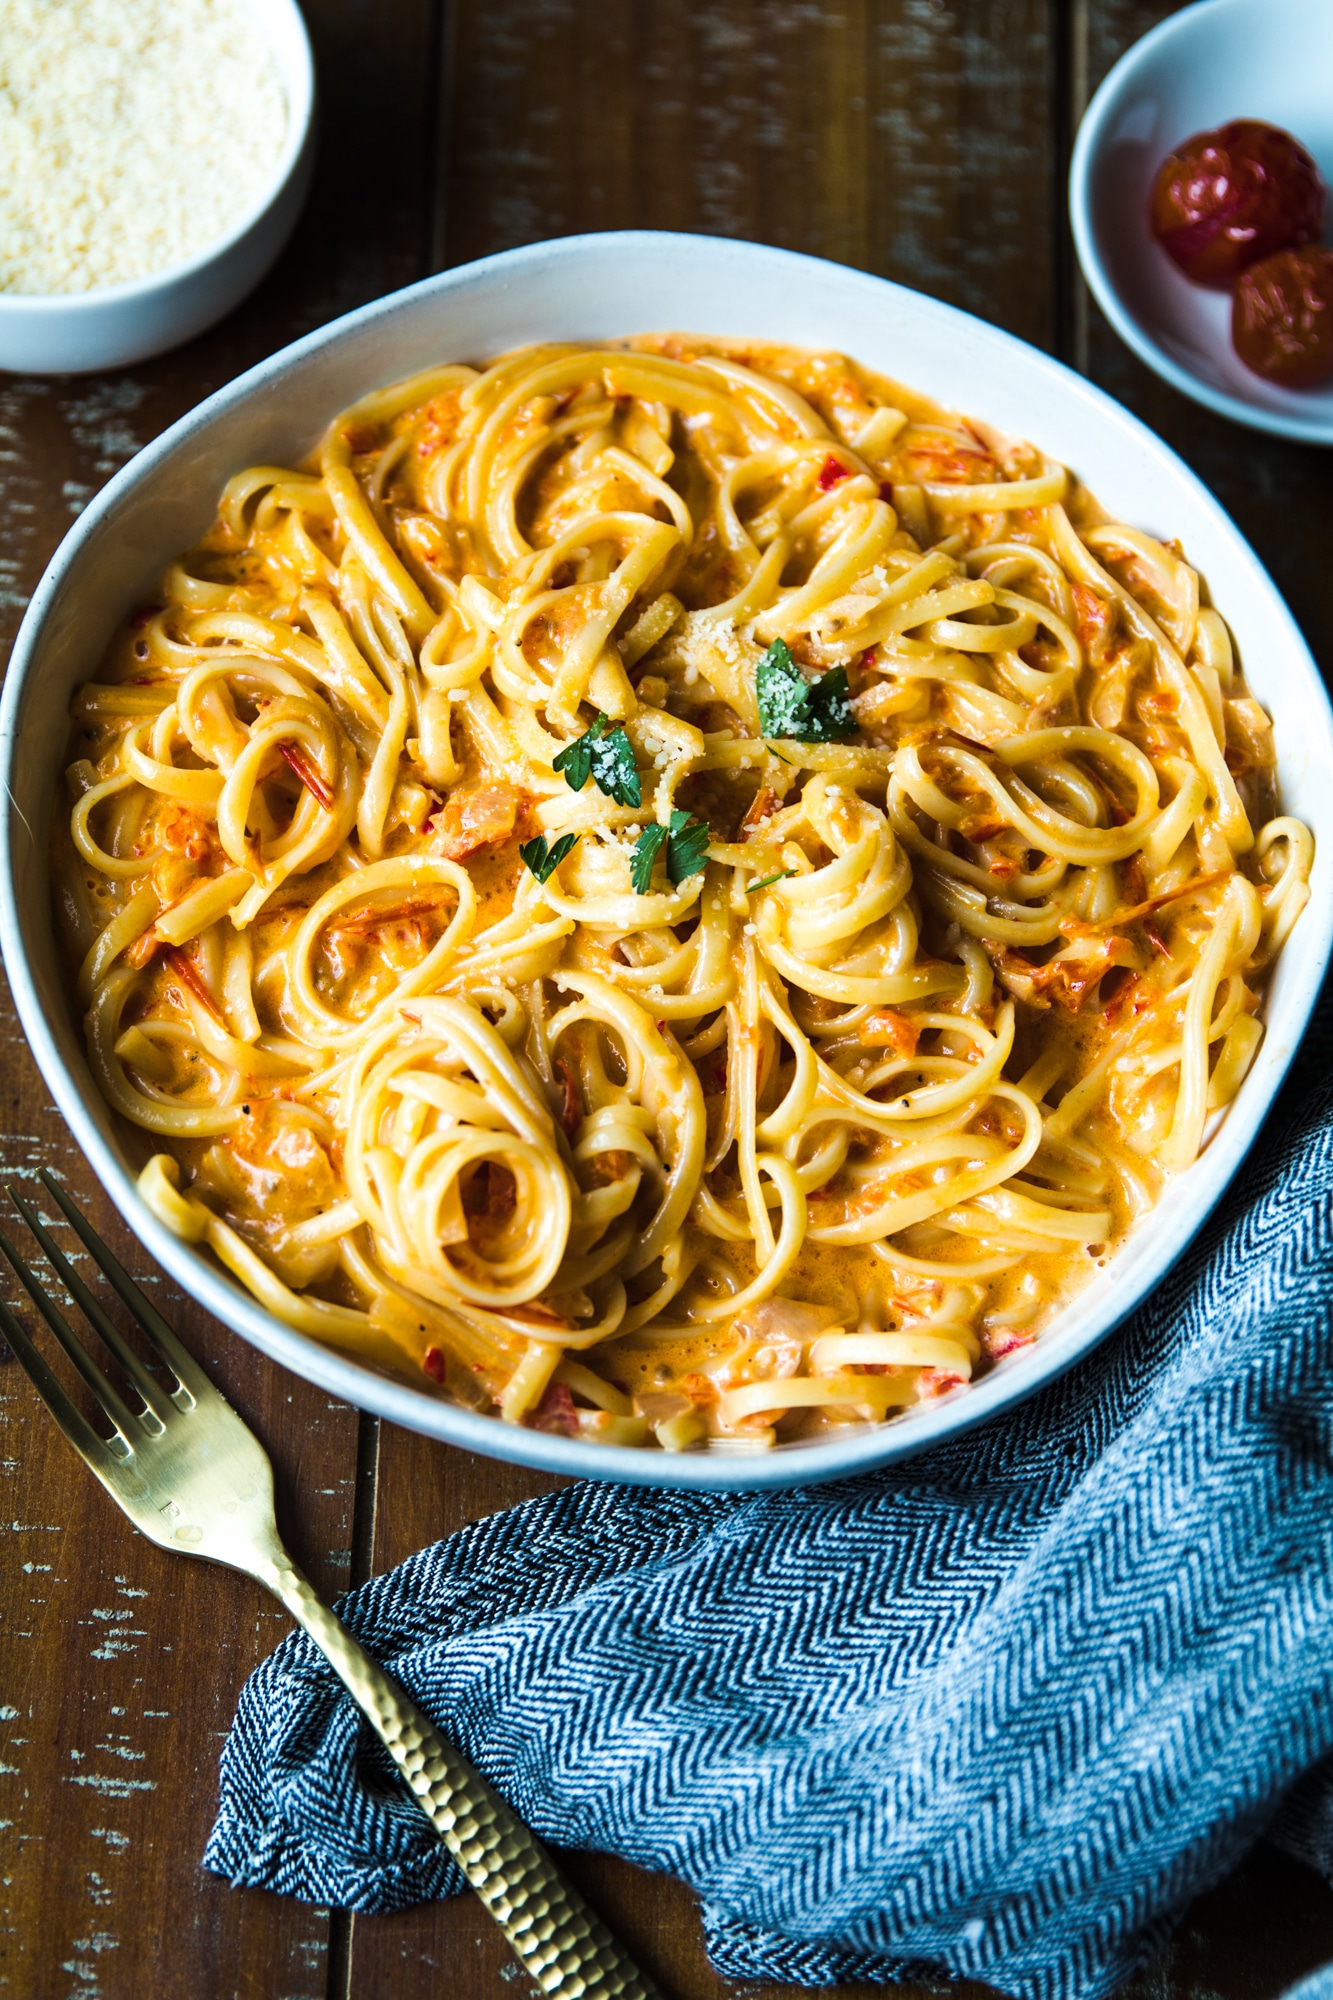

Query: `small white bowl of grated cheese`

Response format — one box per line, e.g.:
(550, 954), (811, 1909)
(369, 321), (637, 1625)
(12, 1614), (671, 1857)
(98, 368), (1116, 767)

(0, 0), (314, 374)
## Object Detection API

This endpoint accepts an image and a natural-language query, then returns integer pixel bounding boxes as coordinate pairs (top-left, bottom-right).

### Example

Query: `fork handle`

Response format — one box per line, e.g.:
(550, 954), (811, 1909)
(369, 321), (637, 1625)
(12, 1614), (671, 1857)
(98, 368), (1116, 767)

(257, 1549), (661, 1999)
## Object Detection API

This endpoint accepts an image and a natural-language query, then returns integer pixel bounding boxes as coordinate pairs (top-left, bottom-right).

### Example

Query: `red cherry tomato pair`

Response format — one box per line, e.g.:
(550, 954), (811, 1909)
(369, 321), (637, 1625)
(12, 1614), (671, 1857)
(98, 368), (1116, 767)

(1149, 119), (1333, 389)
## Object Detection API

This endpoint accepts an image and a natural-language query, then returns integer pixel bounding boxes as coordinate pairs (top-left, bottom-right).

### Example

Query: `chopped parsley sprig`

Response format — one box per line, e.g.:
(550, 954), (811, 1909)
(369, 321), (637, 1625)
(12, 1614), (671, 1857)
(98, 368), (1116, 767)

(519, 832), (579, 884)
(755, 637), (856, 744)
(630, 810), (711, 894)
(665, 813), (710, 885)
(629, 822), (668, 893)
(552, 713), (642, 809)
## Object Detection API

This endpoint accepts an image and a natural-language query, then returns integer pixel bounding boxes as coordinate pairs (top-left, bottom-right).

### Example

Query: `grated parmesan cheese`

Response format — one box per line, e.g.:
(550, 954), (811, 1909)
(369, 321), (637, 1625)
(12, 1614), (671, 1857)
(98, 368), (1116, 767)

(0, 0), (288, 295)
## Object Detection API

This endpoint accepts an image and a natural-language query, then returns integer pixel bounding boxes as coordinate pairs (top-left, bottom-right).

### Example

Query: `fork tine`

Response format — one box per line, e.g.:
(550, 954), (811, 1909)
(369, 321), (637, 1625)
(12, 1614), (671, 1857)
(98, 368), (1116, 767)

(38, 1171), (213, 1402)
(0, 1292), (131, 1484)
(8, 1186), (176, 1430)
(0, 1225), (145, 1449)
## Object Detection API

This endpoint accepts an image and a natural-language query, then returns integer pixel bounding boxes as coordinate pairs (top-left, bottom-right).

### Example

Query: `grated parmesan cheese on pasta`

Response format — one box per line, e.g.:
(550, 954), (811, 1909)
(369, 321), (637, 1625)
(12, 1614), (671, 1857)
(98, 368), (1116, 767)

(0, 0), (288, 296)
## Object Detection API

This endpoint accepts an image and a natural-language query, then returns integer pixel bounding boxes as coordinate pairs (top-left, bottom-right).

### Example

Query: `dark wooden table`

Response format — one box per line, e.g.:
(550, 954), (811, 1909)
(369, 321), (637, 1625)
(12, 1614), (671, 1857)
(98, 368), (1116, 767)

(2, 3), (1332, 1995)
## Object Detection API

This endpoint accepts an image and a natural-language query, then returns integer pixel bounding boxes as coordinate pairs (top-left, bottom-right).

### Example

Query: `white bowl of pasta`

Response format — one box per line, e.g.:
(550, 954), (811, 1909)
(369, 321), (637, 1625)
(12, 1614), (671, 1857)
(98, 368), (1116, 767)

(2, 232), (1329, 1489)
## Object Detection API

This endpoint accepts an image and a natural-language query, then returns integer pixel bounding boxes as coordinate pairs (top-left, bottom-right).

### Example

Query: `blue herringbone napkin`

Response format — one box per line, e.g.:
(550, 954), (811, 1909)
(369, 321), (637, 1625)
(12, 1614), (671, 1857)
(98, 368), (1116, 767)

(205, 989), (1333, 2000)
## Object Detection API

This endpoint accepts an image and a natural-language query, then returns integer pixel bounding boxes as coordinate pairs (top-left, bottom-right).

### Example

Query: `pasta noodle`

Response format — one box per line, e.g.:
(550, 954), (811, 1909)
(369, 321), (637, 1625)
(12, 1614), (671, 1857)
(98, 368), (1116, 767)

(55, 335), (1313, 1453)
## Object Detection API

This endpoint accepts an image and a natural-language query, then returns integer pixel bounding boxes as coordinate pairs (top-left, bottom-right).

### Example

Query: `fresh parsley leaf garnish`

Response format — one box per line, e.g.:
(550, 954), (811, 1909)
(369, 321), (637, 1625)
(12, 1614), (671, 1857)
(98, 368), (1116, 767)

(755, 637), (856, 743)
(590, 724), (641, 808)
(630, 821), (669, 894)
(747, 869), (796, 893)
(666, 808), (710, 885)
(629, 809), (711, 893)
(552, 713), (642, 808)
(551, 721), (599, 793)
(520, 832), (579, 884)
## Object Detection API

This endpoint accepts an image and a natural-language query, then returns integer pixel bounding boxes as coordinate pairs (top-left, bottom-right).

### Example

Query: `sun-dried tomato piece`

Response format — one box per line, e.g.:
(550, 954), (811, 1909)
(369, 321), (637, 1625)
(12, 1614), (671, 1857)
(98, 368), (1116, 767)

(858, 1009), (921, 1057)
(1071, 583), (1116, 654)
(986, 1327), (1036, 1361)
(1027, 936), (1137, 1012)
(430, 783), (523, 860)
(816, 454), (852, 491)
(463, 1161), (517, 1230)
(553, 1055), (583, 1139)
(528, 1381), (579, 1435)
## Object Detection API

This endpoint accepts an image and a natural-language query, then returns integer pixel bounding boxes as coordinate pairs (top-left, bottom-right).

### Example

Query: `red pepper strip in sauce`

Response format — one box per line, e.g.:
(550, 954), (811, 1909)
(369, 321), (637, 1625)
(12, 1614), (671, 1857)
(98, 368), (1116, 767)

(330, 896), (449, 935)
(1059, 869), (1227, 939)
(164, 946), (226, 1025)
(278, 741), (335, 810)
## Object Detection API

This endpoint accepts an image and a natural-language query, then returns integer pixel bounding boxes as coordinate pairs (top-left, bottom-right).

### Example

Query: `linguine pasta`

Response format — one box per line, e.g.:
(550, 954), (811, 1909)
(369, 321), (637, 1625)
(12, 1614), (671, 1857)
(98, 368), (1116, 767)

(56, 336), (1313, 1453)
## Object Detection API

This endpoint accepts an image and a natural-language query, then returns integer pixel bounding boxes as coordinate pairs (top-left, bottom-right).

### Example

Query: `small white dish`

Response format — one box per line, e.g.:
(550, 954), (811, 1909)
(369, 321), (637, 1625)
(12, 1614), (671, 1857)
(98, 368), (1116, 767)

(1070, 0), (1333, 444)
(3, 231), (1331, 1489)
(0, 0), (315, 376)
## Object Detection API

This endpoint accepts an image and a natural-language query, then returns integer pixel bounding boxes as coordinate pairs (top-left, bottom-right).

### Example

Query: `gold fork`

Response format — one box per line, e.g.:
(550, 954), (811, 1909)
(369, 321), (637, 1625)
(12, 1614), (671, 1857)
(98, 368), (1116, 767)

(0, 1170), (659, 2000)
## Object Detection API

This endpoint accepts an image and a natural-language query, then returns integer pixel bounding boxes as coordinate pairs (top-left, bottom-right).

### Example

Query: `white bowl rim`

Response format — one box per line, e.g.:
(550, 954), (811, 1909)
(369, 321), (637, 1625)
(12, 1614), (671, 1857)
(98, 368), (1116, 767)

(2, 228), (1328, 1491)
(1068, 0), (1333, 447)
(0, 0), (314, 316)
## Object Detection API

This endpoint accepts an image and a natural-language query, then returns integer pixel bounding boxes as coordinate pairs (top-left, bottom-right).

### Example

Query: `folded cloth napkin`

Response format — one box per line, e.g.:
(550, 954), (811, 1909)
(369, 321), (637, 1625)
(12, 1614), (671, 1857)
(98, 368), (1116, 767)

(206, 986), (1333, 2000)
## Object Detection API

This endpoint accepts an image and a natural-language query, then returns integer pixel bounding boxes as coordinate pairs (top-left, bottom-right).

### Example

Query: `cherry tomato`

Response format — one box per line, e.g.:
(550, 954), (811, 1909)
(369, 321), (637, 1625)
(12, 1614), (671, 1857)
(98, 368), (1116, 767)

(1232, 246), (1333, 388)
(1149, 120), (1325, 288)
